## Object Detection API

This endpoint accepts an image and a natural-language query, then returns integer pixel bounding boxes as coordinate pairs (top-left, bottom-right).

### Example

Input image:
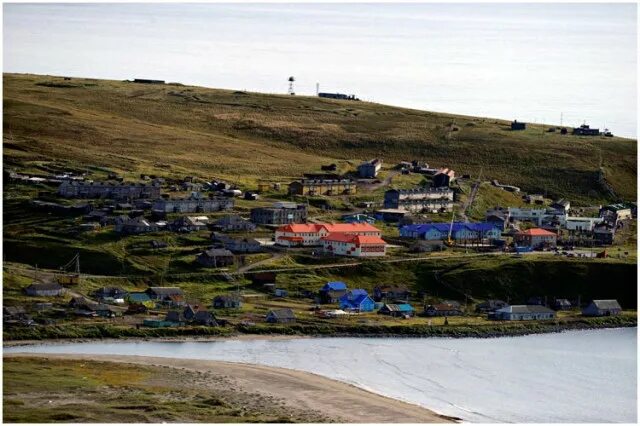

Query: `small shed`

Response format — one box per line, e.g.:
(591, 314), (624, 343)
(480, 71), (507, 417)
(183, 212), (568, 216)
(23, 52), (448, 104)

(24, 283), (65, 297)
(378, 303), (416, 317)
(213, 295), (242, 309)
(266, 308), (296, 323)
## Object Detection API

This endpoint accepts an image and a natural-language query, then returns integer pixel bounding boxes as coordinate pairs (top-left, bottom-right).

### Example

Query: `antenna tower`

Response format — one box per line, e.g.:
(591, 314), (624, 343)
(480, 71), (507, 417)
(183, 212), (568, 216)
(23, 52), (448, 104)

(288, 76), (295, 95)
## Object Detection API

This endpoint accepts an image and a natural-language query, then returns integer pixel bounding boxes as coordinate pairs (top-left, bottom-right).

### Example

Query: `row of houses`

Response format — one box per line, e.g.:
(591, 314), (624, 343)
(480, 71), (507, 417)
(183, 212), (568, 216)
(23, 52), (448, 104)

(400, 222), (502, 243)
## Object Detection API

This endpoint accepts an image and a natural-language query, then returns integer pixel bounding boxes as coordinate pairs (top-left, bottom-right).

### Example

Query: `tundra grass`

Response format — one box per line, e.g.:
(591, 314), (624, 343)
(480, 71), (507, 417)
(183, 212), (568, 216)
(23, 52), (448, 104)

(3, 357), (329, 423)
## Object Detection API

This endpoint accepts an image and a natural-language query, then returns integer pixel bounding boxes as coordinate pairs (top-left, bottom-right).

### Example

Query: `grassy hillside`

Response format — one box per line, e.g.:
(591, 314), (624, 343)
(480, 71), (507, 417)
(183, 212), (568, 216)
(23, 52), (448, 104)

(3, 73), (636, 204)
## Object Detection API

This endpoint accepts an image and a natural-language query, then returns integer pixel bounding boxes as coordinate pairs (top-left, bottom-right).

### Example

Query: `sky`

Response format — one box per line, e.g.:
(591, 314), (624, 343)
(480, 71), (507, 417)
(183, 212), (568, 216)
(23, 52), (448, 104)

(3, 2), (638, 137)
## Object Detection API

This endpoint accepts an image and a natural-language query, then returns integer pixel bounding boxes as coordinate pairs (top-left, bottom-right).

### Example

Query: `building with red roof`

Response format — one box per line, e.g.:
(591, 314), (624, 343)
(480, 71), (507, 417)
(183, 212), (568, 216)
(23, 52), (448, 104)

(321, 233), (386, 257)
(275, 222), (382, 247)
(514, 228), (557, 249)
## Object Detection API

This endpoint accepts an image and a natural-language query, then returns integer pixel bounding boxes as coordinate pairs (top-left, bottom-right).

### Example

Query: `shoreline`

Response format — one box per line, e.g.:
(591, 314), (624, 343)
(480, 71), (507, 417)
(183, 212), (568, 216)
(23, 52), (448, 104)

(3, 318), (636, 347)
(3, 352), (459, 423)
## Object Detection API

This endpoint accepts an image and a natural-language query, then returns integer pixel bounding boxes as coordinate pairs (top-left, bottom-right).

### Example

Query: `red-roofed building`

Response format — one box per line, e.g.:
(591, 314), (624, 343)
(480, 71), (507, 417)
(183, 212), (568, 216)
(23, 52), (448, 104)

(321, 233), (386, 257)
(515, 228), (557, 249)
(275, 223), (382, 247)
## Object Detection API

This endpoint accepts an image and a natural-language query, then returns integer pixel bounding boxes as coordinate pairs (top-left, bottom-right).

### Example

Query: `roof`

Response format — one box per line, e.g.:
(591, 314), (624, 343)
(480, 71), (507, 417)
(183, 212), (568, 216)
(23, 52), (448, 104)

(202, 248), (234, 257)
(26, 283), (63, 291)
(322, 233), (386, 245)
(496, 305), (556, 314)
(267, 308), (295, 320)
(516, 228), (556, 237)
(382, 304), (415, 312)
(342, 294), (373, 308)
(590, 300), (622, 310)
(376, 285), (409, 293)
(128, 292), (151, 302)
(277, 222), (380, 234)
(427, 303), (462, 311)
(322, 281), (347, 291)
(402, 222), (500, 235)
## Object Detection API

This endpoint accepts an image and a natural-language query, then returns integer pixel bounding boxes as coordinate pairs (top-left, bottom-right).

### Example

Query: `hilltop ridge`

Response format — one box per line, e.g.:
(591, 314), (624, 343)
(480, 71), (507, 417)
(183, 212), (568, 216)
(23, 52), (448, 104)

(3, 73), (636, 204)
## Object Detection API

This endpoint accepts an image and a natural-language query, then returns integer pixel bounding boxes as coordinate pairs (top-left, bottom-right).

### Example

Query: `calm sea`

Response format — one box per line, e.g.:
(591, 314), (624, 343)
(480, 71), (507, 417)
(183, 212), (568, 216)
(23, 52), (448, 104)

(3, 3), (637, 138)
(5, 328), (637, 422)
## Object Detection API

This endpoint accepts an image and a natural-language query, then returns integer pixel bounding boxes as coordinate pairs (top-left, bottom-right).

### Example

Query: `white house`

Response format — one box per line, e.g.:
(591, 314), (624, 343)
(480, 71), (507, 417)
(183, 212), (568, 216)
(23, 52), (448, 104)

(493, 305), (556, 321)
(565, 217), (604, 232)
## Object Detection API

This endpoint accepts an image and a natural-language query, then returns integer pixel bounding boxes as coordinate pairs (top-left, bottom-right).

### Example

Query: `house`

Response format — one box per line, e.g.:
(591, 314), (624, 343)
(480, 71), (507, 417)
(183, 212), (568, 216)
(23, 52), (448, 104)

(321, 233), (386, 257)
(115, 217), (158, 235)
(378, 303), (415, 317)
(357, 159), (383, 178)
(275, 223), (382, 247)
(3, 306), (29, 321)
(127, 292), (154, 307)
(92, 287), (128, 302)
(424, 303), (463, 317)
(288, 179), (356, 196)
(511, 120), (526, 130)
(213, 295), (242, 309)
(554, 299), (572, 310)
(383, 188), (454, 213)
(169, 216), (208, 233)
(525, 194), (545, 204)
(373, 285), (410, 302)
(600, 204), (633, 224)
(565, 217), (604, 233)
(514, 228), (557, 249)
(218, 236), (262, 253)
(493, 305), (556, 321)
(24, 283), (64, 297)
(572, 124), (599, 136)
(266, 308), (296, 323)
(475, 299), (508, 313)
(146, 287), (185, 305)
(550, 199), (571, 214)
(165, 310), (187, 324)
(339, 289), (375, 312)
(432, 168), (455, 188)
(250, 202), (308, 225)
(593, 225), (615, 245)
(197, 248), (235, 267)
(193, 310), (218, 326)
(213, 215), (256, 232)
(319, 281), (348, 304)
(485, 208), (509, 230)
(582, 300), (622, 317)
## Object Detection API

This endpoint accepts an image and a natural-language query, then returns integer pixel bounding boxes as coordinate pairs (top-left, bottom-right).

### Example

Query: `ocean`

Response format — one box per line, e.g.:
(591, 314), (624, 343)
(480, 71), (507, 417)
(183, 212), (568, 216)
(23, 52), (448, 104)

(5, 328), (637, 422)
(3, 3), (637, 138)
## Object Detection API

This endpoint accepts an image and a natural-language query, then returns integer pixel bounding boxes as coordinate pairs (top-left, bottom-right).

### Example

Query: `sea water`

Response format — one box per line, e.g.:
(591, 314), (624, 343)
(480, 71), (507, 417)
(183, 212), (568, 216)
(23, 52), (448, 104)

(4, 328), (637, 422)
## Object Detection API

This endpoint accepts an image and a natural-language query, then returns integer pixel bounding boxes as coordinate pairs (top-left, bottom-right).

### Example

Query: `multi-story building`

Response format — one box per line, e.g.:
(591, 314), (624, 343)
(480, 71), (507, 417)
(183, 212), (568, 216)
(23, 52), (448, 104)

(58, 181), (161, 200)
(152, 196), (233, 213)
(514, 228), (557, 248)
(321, 233), (386, 257)
(275, 222), (381, 247)
(357, 159), (382, 178)
(383, 187), (454, 213)
(288, 179), (356, 196)
(250, 202), (307, 225)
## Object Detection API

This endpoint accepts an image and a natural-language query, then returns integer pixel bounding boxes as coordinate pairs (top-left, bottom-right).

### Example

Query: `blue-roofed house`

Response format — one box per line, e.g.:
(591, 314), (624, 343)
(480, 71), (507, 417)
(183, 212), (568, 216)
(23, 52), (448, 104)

(319, 281), (348, 303)
(339, 289), (375, 312)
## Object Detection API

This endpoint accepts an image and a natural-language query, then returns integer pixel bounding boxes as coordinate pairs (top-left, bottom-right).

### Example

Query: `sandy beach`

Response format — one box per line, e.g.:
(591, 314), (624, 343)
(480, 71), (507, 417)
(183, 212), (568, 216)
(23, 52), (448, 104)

(5, 353), (456, 423)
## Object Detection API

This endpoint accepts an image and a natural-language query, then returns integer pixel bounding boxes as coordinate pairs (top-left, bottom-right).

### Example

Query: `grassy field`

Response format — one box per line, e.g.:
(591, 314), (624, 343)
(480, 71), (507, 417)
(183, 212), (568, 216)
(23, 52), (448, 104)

(4, 73), (637, 205)
(3, 357), (329, 423)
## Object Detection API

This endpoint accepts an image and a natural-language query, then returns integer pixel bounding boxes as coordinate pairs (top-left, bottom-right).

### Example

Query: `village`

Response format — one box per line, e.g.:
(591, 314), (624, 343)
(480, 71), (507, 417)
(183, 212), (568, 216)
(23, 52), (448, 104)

(3, 150), (635, 335)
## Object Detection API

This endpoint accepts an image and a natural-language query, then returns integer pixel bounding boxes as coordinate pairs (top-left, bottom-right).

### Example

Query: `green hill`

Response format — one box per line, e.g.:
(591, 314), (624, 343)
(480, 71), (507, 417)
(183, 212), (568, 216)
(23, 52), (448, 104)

(3, 73), (636, 204)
